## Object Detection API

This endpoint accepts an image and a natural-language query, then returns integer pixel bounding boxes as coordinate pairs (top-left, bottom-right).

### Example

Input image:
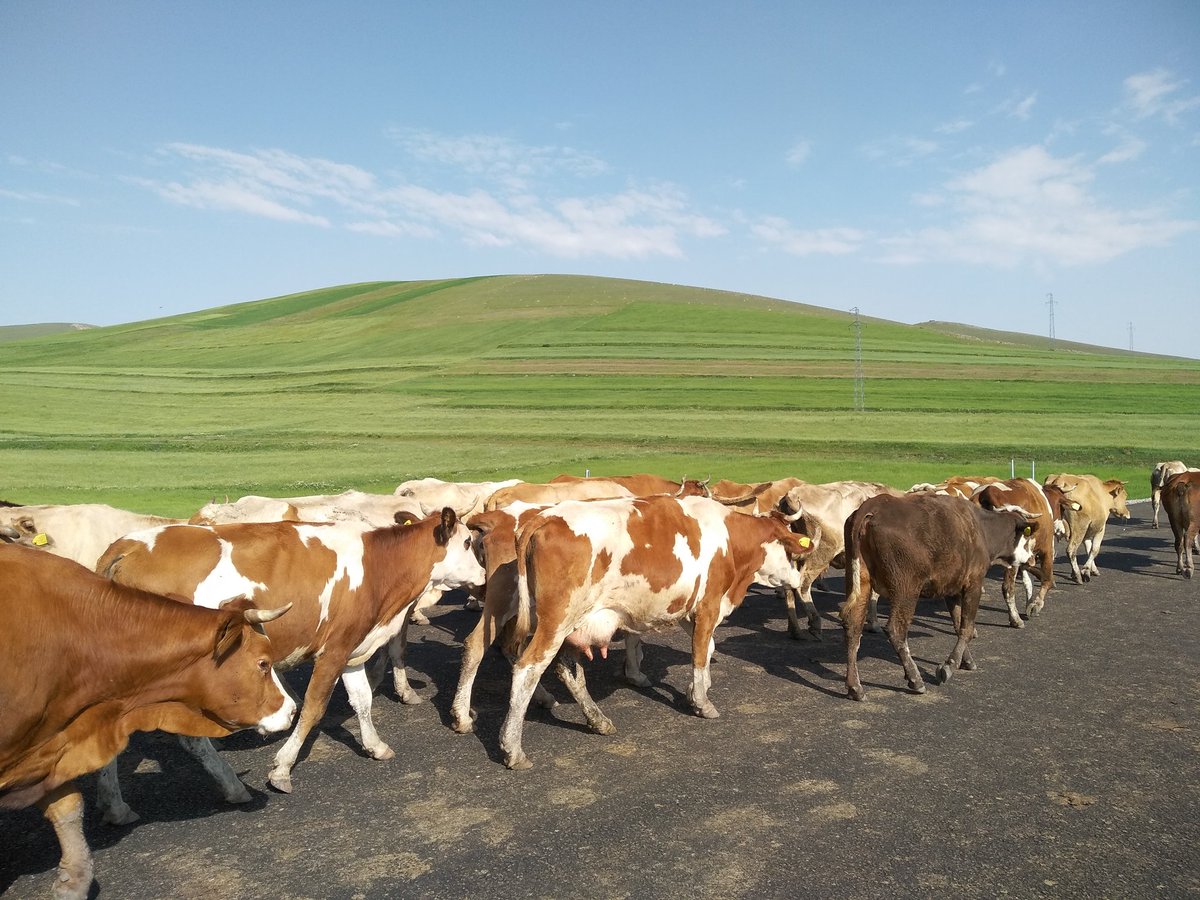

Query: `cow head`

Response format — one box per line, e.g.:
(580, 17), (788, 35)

(989, 510), (1040, 568)
(0, 515), (52, 551)
(1105, 480), (1131, 519)
(752, 517), (814, 590)
(429, 507), (487, 592)
(202, 600), (297, 737)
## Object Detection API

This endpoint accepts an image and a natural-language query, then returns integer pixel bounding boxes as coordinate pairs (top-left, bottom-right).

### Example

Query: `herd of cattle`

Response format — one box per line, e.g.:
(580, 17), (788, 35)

(2, 462), (1198, 898)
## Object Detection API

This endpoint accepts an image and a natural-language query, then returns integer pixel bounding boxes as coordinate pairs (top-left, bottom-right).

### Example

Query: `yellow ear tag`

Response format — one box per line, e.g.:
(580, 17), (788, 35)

(402, 519), (412, 526)
(32, 533), (49, 546)
(798, 536), (812, 548)
(1022, 526), (1032, 536)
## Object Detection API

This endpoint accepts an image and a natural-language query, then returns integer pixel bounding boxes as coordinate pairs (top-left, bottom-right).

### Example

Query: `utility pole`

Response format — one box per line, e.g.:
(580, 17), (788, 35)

(850, 307), (865, 412)
(1128, 321), (1134, 351)
(1045, 293), (1056, 350)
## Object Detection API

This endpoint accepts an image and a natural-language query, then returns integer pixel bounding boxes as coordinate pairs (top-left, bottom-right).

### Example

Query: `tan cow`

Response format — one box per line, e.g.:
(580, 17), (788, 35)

(1043, 473), (1131, 583)
(498, 495), (813, 769)
(394, 477), (523, 517)
(94, 510), (485, 799)
(484, 479), (637, 510)
(549, 473), (712, 498)
(0, 503), (183, 569)
(0, 545), (294, 900)
(190, 489), (418, 528)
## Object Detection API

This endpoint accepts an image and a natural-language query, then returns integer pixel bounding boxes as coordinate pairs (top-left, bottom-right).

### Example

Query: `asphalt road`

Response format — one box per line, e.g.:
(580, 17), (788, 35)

(3, 511), (1197, 899)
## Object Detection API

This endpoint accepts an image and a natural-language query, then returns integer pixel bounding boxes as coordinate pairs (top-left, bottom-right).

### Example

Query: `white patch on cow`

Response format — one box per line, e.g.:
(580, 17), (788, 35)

(348, 607), (412, 667)
(428, 523), (487, 592)
(192, 538), (268, 610)
(294, 524), (367, 626)
(756, 539), (802, 590)
(256, 670), (297, 734)
(120, 525), (173, 554)
(1012, 533), (1035, 567)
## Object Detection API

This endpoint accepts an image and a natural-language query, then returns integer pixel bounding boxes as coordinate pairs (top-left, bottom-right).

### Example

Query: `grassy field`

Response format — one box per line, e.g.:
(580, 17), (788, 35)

(1, 275), (1195, 517)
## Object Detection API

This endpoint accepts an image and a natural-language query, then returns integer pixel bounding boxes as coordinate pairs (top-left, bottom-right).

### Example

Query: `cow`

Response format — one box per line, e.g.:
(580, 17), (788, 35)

(908, 475), (1003, 498)
(497, 495), (813, 770)
(840, 492), (1037, 701)
(1162, 471), (1200, 578)
(1043, 474), (1131, 583)
(0, 503), (183, 569)
(1151, 461), (1199, 528)
(394, 477), (522, 518)
(971, 478), (1081, 624)
(776, 480), (906, 639)
(484, 478), (638, 510)
(92, 508), (485, 803)
(549, 473), (712, 498)
(190, 488), (419, 529)
(0, 544), (295, 900)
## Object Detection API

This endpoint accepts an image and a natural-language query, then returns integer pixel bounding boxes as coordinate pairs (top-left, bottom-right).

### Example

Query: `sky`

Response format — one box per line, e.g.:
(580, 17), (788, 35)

(2, 1), (1198, 358)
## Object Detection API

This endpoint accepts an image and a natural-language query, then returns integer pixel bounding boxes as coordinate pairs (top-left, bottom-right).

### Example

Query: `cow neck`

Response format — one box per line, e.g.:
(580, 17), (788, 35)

(362, 523), (439, 609)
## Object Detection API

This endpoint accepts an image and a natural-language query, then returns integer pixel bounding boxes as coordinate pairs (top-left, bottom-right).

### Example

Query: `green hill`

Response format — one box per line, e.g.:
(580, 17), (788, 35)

(1, 275), (1195, 516)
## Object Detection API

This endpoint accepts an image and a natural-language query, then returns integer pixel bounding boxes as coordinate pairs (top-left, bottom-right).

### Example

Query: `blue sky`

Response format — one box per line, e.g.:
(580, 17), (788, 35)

(3, 2), (1198, 357)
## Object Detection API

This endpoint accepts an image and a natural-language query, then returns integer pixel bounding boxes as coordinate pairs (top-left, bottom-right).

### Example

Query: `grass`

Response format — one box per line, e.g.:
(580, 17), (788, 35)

(1, 274), (1196, 516)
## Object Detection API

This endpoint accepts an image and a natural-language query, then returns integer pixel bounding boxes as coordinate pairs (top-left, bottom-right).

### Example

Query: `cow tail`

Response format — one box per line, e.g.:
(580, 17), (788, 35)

(95, 546), (124, 579)
(841, 511), (873, 621)
(514, 519), (540, 641)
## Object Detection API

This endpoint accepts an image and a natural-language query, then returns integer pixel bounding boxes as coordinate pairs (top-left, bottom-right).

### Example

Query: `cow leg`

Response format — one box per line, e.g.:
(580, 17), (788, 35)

(1025, 549), (1054, 618)
(384, 612), (422, 705)
(1066, 534), (1085, 584)
(622, 632), (651, 687)
(38, 782), (93, 900)
(95, 758), (138, 825)
(178, 735), (252, 804)
(341, 664), (394, 760)
(999, 566), (1025, 628)
(553, 650), (616, 735)
(450, 597), (515, 733)
(1083, 531), (1103, 578)
(408, 586), (441, 626)
(884, 598), (924, 694)
(841, 569), (872, 701)
(937, 587), (982, 684)
(1151, 490), (1161, 528)
(499, 643), (562, 770)
(268, 656), (346, 793)
(683, 609), (722, 718)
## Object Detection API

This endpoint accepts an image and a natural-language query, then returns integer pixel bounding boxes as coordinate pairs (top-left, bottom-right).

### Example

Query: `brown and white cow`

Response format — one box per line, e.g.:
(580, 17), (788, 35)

(394, 477), (522, 518)
(1162, 470), (1200, 578)
(908, 475), (1003, 499)
(0, 544), (295, 900)
(840, 492), (1037, 701)
(971, 477), (1080, 624)
(498, 495), (813, 769)
(1151, 461), (1198, 529)
(0, 503), (183, 569)
(94, 509), (485, 797)
(1043, 473), (1131, 583)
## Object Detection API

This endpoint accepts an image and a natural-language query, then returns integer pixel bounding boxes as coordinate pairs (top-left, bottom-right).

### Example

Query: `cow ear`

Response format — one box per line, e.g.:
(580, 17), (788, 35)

(434, 506), (457, 545)
(213, 614), (244, 661)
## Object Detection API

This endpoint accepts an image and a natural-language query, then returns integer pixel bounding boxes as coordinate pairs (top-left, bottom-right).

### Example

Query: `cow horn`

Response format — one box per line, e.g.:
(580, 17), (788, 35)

(0, 524), (21, 542)
(243, 602), (292, 624)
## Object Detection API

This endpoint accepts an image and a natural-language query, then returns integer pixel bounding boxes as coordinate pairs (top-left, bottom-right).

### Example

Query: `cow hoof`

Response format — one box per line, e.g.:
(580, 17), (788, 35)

(267, 771), (294, 794)
(694, 702), (721, 719)
(102, 804), (140, 826)
(1009, 617), (1026, 629)
(223, 782), (253, 805)
(625, 672), (651, 689)
(504, 751), (533, 771)
(398, 690), (423, 706)
(961, 658), (977, 671)
(52, 865), (92, 900)
(847, 684), (865, 702)
(450, 710), (477, 734)
(909, 679), (928, 693)
(1025, 605), (1042, 619)
(589, 717), (617, 735)
(410, 612), (430, 626)
(369, 744), (395, 761)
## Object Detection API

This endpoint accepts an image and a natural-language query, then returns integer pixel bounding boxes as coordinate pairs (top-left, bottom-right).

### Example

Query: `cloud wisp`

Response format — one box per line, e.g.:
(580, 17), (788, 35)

(136, 136), (724, 260)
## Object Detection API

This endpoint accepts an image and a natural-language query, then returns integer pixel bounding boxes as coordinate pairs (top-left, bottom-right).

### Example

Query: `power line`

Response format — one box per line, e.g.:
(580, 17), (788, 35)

(850, 307), (864, 412)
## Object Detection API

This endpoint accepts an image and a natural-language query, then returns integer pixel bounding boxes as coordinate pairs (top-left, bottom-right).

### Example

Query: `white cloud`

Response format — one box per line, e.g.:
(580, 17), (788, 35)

(751, 218), (867, 256)
(935, 118), (974, 135)
(0, 187), (80, 206)
(878, 145), (1197, 267)
(1010, 91), (1038, 120)
(860, 135), (939, 167)
(1123, 68), (1200, 124)
(786, 140), (812, 167)
(138, 140), (721, 260)
(1097, 130), (1147, 165)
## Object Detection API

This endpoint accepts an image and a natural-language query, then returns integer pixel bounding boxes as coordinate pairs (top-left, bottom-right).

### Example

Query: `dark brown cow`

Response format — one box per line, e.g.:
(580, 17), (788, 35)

(499, 495), (813, 769)
(1162, 470), (1200, 578)
(0, 545), (294, 900)
(94, 510), (485, 799)
(841, 493), (1037, 701)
